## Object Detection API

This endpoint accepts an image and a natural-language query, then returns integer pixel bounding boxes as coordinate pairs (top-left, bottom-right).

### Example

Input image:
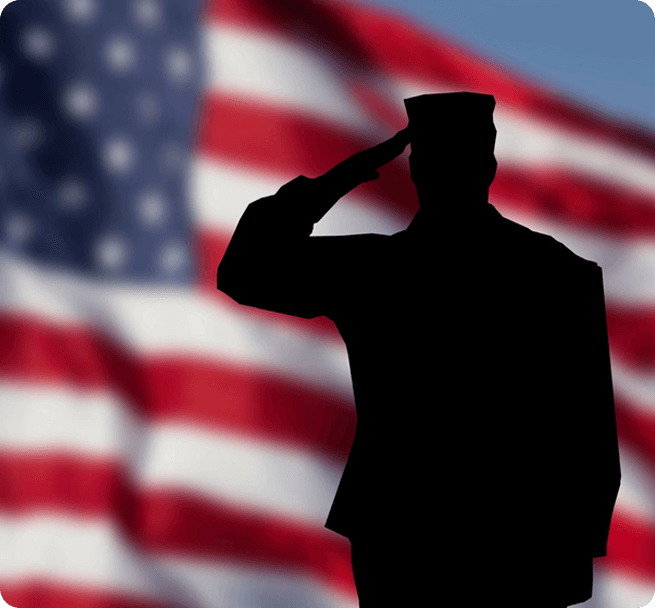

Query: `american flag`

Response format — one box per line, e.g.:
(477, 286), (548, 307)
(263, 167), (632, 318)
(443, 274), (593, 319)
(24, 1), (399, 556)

(0, 0), (653, 607)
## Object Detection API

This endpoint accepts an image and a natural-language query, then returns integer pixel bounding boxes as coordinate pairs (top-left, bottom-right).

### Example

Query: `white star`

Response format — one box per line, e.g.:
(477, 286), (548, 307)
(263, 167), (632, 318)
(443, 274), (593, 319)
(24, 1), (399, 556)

(62, 81), (99, 121)
(57, 176), (89, 212)
(105, 35), (137, 74)
(95, 234), (128, 272)
(102, 136), (137, 175)
(164, 45), (192, 85)
(134, 0), (163, 28)
(159, 242), (188, 274)
(20, 25), (57, 62)
(62, 0), (98, 24)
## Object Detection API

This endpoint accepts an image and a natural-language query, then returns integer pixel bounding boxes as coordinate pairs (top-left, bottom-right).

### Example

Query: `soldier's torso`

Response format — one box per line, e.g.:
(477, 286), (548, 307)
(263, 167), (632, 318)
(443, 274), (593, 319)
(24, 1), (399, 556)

(327, 218), (585, 546)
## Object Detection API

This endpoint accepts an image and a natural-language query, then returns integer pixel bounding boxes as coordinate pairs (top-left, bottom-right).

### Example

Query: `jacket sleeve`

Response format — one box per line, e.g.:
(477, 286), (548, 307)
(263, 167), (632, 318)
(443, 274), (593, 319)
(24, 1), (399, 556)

(569, 262), (622, 558)
(216, 175), (351, 320)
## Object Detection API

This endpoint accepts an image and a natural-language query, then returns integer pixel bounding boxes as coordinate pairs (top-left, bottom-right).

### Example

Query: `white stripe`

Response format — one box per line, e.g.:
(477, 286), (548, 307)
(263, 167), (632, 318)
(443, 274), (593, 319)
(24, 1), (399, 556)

(363, 77), (655, 199)
(189, 156), (410, 236)
(0, 515), (356, 608)
(0, 248), (354, 401)
(0, 382), (344, 527)
(496, 104), (655, 198)
(346, 72), (655, 197)
(594, 563), (655, 608)
(203, 24), (655, 198)
(0, 510), (640, 608)
(612, 357), (655, 416)
(612, 444), (655, 527)
(155, 554), (356, 608)
(0, 385), (639, 607)
(203, 25), (381, 138)
(191, 160), (655, 306)
(0, 375), (638, 536)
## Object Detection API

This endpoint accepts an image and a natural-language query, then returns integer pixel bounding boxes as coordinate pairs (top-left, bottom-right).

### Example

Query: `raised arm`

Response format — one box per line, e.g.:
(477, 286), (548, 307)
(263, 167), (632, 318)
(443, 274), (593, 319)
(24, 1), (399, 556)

(216, 128), (410, 319)
(308, 126), (410, 224)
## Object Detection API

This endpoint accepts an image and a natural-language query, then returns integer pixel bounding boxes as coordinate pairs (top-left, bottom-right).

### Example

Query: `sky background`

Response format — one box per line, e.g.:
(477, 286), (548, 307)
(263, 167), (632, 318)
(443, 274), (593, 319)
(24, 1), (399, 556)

(356, 0), (655, 133)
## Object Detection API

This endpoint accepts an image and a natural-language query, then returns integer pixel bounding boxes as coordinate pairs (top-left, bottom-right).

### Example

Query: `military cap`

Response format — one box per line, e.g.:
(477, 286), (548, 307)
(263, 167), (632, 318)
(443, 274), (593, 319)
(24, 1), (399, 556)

(403, 91), (496, 154)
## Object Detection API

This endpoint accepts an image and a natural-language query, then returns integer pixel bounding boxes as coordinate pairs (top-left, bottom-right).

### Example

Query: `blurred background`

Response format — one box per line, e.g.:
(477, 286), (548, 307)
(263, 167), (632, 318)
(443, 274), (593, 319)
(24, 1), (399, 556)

(0, 0), (654, 607)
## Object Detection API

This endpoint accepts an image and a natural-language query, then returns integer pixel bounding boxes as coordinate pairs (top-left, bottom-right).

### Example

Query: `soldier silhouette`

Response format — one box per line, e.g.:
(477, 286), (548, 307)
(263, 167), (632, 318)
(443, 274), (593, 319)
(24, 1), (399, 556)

(216, 92), (621, 608)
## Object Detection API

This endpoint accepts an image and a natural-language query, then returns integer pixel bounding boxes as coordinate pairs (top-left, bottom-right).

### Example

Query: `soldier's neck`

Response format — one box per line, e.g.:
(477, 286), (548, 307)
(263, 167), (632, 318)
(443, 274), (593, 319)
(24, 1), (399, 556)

(414, 191), (490, 223)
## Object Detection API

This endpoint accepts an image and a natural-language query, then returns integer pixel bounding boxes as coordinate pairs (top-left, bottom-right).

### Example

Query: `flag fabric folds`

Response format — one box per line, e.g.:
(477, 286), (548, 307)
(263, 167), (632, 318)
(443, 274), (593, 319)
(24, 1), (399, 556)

(0, 0), (653, 607)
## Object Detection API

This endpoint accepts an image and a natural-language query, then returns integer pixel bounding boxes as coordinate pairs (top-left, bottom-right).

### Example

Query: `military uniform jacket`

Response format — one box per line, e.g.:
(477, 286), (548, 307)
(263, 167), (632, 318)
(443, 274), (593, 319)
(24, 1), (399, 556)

(216, 176), (621, 564)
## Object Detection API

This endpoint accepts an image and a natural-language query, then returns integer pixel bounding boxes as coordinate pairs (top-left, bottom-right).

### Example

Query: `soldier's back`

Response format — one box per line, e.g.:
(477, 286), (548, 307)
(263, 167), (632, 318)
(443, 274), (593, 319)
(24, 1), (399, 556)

(328, 211), (599, 605)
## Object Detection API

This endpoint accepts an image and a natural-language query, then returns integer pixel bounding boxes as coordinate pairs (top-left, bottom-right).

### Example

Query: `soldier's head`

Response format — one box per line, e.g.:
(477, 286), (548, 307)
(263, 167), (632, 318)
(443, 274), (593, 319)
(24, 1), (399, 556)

(404, 92), (497, 210)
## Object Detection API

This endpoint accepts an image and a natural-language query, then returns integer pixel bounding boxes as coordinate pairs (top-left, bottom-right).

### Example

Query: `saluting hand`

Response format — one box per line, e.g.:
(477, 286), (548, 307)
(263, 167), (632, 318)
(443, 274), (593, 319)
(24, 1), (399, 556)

(321, 126), (411, 183)
(273, 126), (411, 224)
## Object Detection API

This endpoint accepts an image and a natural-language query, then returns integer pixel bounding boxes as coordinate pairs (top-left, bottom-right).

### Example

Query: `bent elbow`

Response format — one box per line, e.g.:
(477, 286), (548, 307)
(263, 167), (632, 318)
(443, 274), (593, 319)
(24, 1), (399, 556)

(216, 263), (240, 300)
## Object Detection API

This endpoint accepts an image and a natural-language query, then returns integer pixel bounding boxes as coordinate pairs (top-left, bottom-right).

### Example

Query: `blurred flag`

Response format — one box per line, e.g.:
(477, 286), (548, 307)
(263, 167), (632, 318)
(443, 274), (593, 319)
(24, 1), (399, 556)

(0, 0), (654, 607)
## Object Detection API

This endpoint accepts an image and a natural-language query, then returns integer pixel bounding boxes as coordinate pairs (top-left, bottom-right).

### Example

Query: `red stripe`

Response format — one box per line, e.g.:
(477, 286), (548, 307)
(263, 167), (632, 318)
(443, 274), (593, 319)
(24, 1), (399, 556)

(0, 0), (645, 603)
(5, 310), (644, 474)
(0, 581), (170, 608)
(493, 165), (655, 238)
(0, 449), (649, 599)
(0, 453), (356, 599)
(605, 509), (655, 582)
(615, 395), (655, 470)
(196, 93), (655, 238)
(0, 458), (356, 604)
(196, 227), (655, 376)
(205, 0), (655, 156)
(194, 94), (416, 220)
(606, 307), (655, 372)
(0, 313), (356, 463)
(194, 227), (342, 339)
(603, 398), (655, 580)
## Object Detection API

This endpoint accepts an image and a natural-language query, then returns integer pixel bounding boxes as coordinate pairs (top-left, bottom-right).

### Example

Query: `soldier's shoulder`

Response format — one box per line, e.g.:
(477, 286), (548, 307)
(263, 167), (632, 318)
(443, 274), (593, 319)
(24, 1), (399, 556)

(501, 216), (598, 269)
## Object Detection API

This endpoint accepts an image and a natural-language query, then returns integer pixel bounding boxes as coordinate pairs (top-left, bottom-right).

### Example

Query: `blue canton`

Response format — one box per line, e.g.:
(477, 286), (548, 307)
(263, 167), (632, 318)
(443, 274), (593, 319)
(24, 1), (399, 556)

(0, 0), (205, 285)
